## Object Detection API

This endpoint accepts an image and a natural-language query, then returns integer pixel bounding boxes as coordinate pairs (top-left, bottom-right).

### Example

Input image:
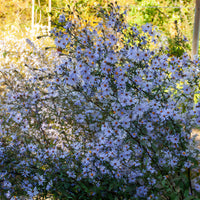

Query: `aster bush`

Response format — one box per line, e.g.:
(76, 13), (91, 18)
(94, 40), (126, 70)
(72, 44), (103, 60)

(1, 3), (200, 200)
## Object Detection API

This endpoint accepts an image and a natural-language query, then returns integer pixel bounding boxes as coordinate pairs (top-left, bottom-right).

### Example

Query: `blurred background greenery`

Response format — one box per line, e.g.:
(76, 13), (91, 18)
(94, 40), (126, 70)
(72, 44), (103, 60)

(0, 0), (196, 56)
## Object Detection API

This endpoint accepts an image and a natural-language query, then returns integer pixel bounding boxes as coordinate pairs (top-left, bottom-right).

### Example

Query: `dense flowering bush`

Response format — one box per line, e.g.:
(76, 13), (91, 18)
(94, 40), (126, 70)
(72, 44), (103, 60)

(1, 4), (200, 200)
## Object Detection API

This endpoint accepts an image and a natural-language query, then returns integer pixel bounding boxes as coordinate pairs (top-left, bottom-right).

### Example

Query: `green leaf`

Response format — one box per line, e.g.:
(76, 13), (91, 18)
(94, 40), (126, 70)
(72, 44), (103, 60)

(3, 52), (7, 58)
(184, 189), (189, 197)
(170, 193), (179, 200)
(108, 183), (114, 191)
(184, 196), (197, 200)
(161, 178), (167, 186)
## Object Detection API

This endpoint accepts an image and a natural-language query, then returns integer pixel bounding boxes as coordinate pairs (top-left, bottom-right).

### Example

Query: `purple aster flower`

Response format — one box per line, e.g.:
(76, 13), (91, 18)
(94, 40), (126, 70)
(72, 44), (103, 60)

(170, 157), (179, 167)
(136, 185), (148, 197)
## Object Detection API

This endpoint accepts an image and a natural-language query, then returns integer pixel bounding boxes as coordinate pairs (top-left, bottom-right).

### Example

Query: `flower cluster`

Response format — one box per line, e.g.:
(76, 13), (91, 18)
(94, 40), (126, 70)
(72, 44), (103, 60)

(1, 4), (200, 200)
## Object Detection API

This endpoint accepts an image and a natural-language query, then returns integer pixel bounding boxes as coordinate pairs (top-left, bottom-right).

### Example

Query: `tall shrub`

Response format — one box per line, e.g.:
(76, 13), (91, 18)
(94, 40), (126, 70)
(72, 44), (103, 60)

(0, 3), (200, 199)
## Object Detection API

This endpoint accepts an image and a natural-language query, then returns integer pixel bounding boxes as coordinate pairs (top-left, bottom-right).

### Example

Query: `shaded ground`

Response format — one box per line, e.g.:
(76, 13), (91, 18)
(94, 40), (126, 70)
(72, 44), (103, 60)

(192, 128), (200, 147)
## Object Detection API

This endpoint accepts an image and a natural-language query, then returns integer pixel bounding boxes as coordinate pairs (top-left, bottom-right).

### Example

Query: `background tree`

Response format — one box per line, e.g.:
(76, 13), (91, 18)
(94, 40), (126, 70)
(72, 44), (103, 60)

(0, 0), (196, 55)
